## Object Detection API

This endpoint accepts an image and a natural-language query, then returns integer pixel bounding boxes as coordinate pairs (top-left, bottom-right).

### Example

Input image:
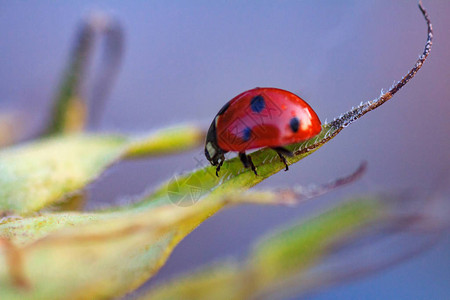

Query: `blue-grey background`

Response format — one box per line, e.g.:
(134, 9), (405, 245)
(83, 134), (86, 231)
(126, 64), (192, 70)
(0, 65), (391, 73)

(1, 0), (449, 299)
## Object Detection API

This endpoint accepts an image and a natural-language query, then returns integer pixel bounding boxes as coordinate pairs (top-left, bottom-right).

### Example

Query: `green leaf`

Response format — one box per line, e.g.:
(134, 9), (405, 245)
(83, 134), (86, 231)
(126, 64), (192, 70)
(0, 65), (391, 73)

(121, 124), (351, 213)
(248, 198), (381, 287)
(0, 125), (204, 215)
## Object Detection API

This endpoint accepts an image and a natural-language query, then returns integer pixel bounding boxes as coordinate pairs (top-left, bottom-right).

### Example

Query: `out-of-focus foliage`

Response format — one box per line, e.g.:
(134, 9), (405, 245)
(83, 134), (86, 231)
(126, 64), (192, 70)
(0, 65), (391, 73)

(140, 198), (383, 300)
(141, 189), (447, 300)
(0, 190), (300, 299)
(0, 125), (205, 215)
(0, 112), (24, 148)
(0, 133), (363, 299)
(45, 13), (123, 136)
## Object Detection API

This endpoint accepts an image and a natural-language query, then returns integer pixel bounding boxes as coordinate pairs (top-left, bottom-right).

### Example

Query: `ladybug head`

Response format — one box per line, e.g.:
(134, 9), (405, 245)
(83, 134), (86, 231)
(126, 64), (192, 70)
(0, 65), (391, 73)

(205, 120), (225, 166)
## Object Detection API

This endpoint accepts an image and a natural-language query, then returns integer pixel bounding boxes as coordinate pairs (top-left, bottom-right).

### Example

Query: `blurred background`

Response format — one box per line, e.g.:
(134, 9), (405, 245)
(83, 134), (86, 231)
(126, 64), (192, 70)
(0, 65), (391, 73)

(0, 0), (449, 299)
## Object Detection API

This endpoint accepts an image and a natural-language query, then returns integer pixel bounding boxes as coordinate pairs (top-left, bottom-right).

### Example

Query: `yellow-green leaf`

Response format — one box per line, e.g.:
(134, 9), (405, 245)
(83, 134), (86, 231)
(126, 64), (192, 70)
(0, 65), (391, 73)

(138, 198), (383, 300)
(0, 165), (363, 299)
(0, 124), (204, 215)
(0, 190), (296, 299)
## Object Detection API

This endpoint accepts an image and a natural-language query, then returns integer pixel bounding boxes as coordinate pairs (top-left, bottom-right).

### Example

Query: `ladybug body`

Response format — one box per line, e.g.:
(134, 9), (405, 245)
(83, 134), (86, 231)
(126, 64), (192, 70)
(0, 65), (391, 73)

(205, 87), (321, 176)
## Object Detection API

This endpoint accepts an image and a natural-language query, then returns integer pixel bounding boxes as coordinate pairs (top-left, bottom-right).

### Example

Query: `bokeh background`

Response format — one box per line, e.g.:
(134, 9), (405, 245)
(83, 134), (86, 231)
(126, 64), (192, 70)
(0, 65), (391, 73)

(1, 0), (449, 299)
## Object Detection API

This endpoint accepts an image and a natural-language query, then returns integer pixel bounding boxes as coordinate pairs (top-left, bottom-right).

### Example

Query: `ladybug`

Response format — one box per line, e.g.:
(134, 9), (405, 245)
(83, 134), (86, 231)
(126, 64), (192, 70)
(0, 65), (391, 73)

(205, 87), (321, 176)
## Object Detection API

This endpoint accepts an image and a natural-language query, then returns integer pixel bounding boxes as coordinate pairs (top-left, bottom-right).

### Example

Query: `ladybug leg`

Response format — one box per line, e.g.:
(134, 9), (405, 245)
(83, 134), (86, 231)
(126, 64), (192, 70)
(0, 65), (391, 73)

(215, 154), (226, 177)
(247, 155), (257, 175)
(239, 152), (258, 175)
(272, 147), (294, 171)
(215, 160), (224, 177)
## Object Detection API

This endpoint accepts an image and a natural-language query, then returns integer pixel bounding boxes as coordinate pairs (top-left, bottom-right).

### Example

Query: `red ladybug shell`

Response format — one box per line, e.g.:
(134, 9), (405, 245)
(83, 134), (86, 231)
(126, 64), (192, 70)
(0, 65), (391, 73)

(215, 87), (321, 152)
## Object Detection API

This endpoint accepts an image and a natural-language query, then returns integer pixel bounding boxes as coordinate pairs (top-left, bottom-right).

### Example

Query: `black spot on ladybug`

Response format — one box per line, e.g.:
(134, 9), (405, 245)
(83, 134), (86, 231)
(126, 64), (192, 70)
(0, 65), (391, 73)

(242, 127), (252, 141)
(217, 101), (231, 115)
(250, 95), (265, 113)
(290, 117), (300, 133)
